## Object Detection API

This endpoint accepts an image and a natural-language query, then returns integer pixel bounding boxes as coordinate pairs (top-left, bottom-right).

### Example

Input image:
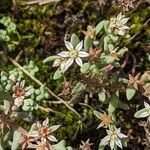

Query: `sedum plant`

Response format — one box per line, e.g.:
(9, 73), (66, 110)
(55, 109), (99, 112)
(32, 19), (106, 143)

(20, 118), (60, 150)
(100, 125), (127, 150)
(0, 8), (149, 150)
(134, 101), (150, 122)
(0, 16), (20, 52)
(42, 11), (150, 149)
(43, 12), (131, 150)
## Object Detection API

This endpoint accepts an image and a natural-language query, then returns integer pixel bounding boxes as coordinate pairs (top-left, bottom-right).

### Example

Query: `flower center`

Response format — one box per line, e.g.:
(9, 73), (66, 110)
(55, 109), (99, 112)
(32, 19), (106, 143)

(111, 132), (118, 141)
(116, 21), (122, 27)
(15, 87), (25, 97)
(69, 49), (78, 59)
(39, 127), (49, 137)
(101, 114), (112, 126)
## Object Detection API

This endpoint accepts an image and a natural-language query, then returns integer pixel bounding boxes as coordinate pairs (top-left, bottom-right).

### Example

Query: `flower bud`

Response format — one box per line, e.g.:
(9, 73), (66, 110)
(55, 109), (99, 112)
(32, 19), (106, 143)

(52, 59), (61, 67)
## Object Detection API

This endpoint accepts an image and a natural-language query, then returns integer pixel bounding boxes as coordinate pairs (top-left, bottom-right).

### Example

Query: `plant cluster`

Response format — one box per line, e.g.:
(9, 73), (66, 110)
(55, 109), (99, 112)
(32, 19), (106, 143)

(0, 0), (150, 150)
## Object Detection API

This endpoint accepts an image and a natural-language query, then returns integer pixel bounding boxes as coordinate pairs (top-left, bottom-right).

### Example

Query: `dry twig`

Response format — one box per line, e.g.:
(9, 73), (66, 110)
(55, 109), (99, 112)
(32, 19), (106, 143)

(18, 0), (61, 6)
(8, 57), (81, 118)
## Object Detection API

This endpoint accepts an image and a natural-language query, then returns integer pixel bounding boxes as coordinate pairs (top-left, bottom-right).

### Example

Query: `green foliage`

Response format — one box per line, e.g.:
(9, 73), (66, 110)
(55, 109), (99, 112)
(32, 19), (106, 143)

(95, 20), (105, 35)
(0, 16), (19, 52)
(84, 36), (93, 52)
(43, 55), (61, 63)
(0, 1), (149, 149)
(72, 82), (85, 94)
(80, 62), (90, 74)
(126, 86), (136, 100)
(53, 68), (63, 80)
(70, 33), (80, 47)
(11, 131), (21, 150)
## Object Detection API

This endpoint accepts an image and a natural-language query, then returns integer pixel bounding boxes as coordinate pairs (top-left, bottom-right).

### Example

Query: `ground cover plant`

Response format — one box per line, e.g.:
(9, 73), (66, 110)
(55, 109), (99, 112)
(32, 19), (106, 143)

(0, 0), (150, 149)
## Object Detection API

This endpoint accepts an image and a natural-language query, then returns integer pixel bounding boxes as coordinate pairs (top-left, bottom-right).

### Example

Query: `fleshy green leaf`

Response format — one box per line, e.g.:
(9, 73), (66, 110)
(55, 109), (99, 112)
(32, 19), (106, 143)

(104, 20), (109, 33)
(4, 100), (10, 114)
(80, 62), (90, 74)
(84, 36), (93, 52)
(22, 105), (30, 111)
(104, 36), (109, 51)
(70, 33), (80, 47)
(3, 131), (11, 142)
(72, 82), (85, 94)
(109, 34), (119, 42)
(102, 56), (115, 64)
(98, 144), (106, 150)
(67, 147), (73, 150)
(134, 108), (150, 118)
(93, 110), (103, 118)
(95, 20), (105, 35)
(118, 101), (129, 110)
(0, 143), (4, 150)
(108, 94), (119, 113)
(126, 87), (136, 100)
(43, 55), (60, 63)
(36, 94), (44, 101)
(11, 131), (22, 150)
(53, 68), (62, 80)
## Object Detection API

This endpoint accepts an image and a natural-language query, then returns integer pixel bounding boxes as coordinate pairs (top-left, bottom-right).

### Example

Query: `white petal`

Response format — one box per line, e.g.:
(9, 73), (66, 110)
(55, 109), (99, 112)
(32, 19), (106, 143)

(14, 97), (24, 107)
(37, 122), (41, 129)
(118, 133), (127, 139)
(75, 57), (83, 66)
(60, 58), (74, 72)
(110, 140), (115, 150)
(120, 26), (129, 30)
(52, 59), (61, 67)
(116, 127), (121, 133)
(27, 144), (38, 149)
(28, 131), (39, 137)
(118, 29), (125, 36)
(25, 88), (34, 97)
(43, 117), (49, 126)
(106, 129), (111, 135)
(97, 123), (104, 129)
(100, 135), (110, 145)
(16, 82), (19, 87)
(121, 18), (129, 24)
(75, 40), (83, 51)
(48, 135), (58, 142)
(41, 138), (47, 143)
(116, 139), (123, 149)
(60, 60), (67, 73)
(49, 125), (61, 133)
(12, 86), (16, 92)
(57, 51), (69, 58)
(144, 101), (150, 109)
(29, 123), (37, 132)
(65, 41), (73, 51)
(78, 51), (89, 57)
(20, 80), (25, 88)
(117, 13), (122, 21)
(9, 75), (16, 82)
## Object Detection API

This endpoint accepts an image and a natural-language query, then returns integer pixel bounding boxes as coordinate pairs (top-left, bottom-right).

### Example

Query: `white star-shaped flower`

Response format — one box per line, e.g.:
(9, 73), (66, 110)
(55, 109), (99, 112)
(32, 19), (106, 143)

(57, 40), (89, 72)
(100, 126), (127, 150)
(109, 13), (129, 36)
